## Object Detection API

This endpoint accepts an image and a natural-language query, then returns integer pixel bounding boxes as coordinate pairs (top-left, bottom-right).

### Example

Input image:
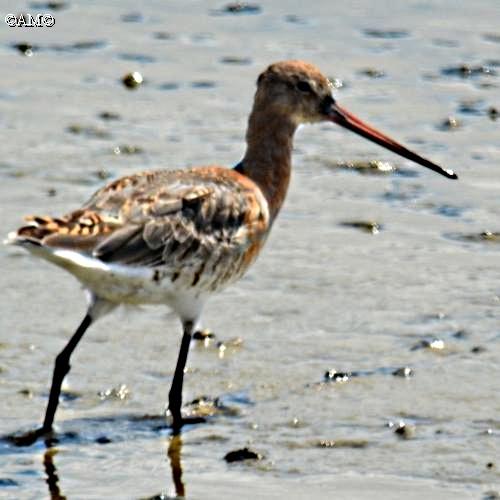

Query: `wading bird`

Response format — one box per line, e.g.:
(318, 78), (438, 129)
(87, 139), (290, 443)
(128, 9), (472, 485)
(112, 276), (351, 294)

(7, 60), (457, 443)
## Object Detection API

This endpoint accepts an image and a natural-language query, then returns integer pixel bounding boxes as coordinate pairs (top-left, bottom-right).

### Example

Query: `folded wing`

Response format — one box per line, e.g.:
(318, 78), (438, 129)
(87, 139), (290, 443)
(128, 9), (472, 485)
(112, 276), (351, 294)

(13, 167), (270, 290)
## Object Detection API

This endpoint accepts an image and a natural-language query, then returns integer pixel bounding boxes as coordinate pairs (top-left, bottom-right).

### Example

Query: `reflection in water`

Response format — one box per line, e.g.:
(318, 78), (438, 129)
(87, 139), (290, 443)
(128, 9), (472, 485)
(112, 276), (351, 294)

(43, 447), (66, 500)
(38, 432), (185, 499)
(167, 435), (185, 498)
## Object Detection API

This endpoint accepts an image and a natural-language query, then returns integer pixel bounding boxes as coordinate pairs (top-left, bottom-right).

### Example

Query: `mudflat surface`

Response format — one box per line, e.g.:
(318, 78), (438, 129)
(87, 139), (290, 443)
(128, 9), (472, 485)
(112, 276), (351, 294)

(1, 1), (499, 498)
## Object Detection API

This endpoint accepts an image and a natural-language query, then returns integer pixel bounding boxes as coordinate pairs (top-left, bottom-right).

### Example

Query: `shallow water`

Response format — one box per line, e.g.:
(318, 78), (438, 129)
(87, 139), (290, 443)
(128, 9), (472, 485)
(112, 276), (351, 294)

(1, 0), (499, 498)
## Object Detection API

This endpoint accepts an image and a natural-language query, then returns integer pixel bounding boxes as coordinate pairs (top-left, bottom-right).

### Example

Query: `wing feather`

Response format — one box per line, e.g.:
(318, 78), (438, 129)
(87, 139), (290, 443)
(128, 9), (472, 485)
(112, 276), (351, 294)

(14, 168), (270, 284)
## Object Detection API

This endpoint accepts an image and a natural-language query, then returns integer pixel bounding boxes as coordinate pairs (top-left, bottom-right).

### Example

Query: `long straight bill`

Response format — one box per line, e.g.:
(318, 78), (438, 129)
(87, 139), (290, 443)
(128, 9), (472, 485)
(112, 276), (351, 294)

(328, 102), (457, 179)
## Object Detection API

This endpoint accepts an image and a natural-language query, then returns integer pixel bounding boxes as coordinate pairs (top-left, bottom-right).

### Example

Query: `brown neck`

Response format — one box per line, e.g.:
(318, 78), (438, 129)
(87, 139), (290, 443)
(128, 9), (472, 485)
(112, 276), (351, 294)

(239, 106), (297, 221)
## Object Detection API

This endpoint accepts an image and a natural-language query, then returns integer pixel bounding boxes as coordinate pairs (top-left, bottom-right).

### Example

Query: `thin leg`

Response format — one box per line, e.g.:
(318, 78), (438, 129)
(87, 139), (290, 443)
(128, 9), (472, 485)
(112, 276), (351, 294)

(42, 313), (92, 432)
(168, 321), (193, 433)
(8, 312), (93, 446)
(168, 321), (206, 433)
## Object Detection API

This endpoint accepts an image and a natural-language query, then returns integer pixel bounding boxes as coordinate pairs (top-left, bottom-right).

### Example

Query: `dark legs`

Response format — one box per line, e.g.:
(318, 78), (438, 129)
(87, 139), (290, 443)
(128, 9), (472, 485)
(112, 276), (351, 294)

(168, 321), (205, 433)
(168, 321), (193, 433)
(168, 326), (191, 432)
(9, 310), (96, 446)
(10, 300), (201, 446)
(41, 313), (93, 432)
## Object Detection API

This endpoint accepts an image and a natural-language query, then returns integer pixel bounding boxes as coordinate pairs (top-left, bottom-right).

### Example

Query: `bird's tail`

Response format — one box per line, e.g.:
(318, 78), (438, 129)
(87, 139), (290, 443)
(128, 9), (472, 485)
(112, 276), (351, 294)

(6, 211), (113, 252)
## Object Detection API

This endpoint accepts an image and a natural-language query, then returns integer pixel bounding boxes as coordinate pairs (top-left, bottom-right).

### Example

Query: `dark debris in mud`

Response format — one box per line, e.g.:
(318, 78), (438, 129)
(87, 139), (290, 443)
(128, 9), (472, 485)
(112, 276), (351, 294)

(324, 370), (351, 383)
(483, 33), (500, 44)
(436, 204), (463, 218)
(455, 100), (498, 120)
(318, 365), (416, 387)
(339, 159), (395, 173)
(192, 329), (243, 356)
(441, 64), (497, 78)
(315, 438), (369, 449)
(183, 396), (241, 419)
(30, 1), (69, 10)
(11, 39), (106, 56)
(392, 366), (414, 378)
(483, 492), (500, 500)
(358, 68), (386, 78)
(18, 388), (34, 398)
(391, 421), (416, 439)
(98, 111), (121, 121)
(193, 329), (216, 341)
(213, 3), (262, 15)
(66, 124), (111, 139)
(121, 12), (143, 23)
(95, 435), (112, 444)
(363, 29), (409, 39)
(11, 42), (37, 56)
(94, 168), (112, 180)
(323, 159), (417, 178)
(220, 56), (252, 65)
(153, 31), (175, 40)
(452, 329), (469, 340)
(122, 71), (144, 89)
(113, 145), (144, 155)
(438, 116), (461, 131)
(118, 53), (156, 63)
(47, 40), (108, 52)
(0, 478), (20, 487)
(445, 231), (500, 244)
(190, 80), (217, 89)
(458, 99), (484, 115)
(410, 338), (445, 352)
(284, 14), (309, 25)
(158, 82), (180, 91)
(224, 447), (262, 462)
(471, 346), (487, 354)
(340, 220), (382, 234)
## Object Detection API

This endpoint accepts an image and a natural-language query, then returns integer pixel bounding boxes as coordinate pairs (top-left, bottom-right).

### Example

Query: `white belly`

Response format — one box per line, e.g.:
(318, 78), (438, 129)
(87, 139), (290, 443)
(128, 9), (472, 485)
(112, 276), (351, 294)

(23, 244), (211, 320)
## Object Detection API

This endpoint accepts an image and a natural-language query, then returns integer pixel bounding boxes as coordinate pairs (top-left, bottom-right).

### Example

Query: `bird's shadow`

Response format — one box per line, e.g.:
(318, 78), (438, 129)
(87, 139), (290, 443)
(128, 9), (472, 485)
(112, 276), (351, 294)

(2, 391), (250, 450)
(2, 412), (173, 449)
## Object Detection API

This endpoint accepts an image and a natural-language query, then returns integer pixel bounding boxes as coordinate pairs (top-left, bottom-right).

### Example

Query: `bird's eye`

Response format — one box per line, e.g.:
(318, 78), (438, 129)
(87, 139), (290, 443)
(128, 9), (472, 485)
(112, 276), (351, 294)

(296, 80), (312, 93)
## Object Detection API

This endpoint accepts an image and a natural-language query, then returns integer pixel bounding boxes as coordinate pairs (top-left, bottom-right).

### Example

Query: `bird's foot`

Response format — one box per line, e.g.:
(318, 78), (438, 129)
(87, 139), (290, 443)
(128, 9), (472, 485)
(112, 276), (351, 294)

(5, 426), (54, 447)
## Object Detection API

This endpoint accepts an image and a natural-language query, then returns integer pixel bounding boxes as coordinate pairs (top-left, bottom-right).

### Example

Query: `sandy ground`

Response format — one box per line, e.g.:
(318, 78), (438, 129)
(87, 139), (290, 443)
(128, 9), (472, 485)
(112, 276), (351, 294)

(1, 0), (499, 498)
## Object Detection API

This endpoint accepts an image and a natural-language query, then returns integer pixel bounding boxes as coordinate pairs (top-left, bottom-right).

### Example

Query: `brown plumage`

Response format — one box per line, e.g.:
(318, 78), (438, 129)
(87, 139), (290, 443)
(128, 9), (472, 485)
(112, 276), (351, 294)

(16, 167), (269, 294)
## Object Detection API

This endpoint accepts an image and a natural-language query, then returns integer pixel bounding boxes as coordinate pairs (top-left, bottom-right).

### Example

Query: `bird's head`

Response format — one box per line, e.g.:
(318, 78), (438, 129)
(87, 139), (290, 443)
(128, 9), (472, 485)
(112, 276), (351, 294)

(255, 60), (333, 125)
(255, 60), (457, 179)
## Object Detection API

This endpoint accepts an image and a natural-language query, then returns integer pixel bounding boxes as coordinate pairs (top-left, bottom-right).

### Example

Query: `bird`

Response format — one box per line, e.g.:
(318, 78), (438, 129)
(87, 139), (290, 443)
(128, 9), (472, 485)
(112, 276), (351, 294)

(6, 60), (457, 444)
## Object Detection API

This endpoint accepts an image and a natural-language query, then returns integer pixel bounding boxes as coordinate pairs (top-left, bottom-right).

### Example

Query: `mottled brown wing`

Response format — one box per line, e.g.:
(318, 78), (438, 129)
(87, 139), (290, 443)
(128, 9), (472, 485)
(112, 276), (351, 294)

(84, 168), (270, 286)
(14, 167), (269, 288)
